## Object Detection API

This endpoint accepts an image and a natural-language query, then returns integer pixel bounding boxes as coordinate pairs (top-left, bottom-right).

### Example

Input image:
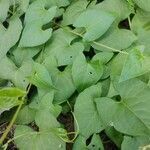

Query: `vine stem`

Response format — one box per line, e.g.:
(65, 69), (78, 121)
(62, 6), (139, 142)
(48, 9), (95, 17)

(0, 102), (23, 145)
(128, 16), (132, 30)
(0, 84), (32, 145)
(93, 41), (129, 55)
(69, 29), (128, 55)
(53, 22), (129, 55)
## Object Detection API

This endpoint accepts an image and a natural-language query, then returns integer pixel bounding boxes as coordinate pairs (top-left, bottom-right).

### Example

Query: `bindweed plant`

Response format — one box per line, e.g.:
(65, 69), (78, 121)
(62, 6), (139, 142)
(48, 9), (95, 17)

(0, 0), (150, 150)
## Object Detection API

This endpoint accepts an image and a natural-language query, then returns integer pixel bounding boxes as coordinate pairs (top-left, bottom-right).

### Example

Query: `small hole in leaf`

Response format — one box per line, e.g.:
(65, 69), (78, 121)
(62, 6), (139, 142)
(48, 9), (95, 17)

(57, 65), (67, 72)
(89, 72), (92, 75)
(70, 56), (73, 59)
(44, 5), (49, 10)
(92, 145), (95, 147)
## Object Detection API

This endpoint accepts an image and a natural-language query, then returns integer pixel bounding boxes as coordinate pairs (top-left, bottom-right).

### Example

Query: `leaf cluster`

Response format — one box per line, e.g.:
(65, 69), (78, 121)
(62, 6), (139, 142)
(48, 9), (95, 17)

(0, 0), (150, 150)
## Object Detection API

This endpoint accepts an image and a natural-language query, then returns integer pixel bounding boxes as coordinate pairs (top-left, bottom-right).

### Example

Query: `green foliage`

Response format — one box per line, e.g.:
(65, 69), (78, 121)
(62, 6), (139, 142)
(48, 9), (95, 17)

(91, 28), (137, 51)
(0, 0), (9, 22)
(73, 9), (116, 41)
(96, 79), (150, 136)
(0, 16), (22, 59)
(15, 125), (66, 150)
(133, 0), (150, 12)
(74, 83), (104, 138)
(72, 53), (103, 92)
(0, 88), (26, 114)
(121, 136), (150, 150)
(19, 2), (57, 47)
(0, 0), (150, 149)
(73, 134), (104, 150)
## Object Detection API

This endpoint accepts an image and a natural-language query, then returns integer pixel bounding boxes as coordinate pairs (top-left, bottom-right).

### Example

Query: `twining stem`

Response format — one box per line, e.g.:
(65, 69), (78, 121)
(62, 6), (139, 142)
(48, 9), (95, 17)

(0, 102), (23, 145)
(0, 84), (31, 145)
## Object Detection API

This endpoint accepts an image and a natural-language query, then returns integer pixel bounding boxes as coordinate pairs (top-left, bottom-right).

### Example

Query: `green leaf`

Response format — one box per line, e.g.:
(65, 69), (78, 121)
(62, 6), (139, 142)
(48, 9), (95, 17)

(62, 0), (89, 25)
(17, 0), (30, 13)
(35, 92), (61, 130)
(0, 56), (17, 81)
(52, 67), (76, 104)
(101, 78), (111, 97)
(136, 30), (150, 56)
(44, 0), (70, 8)
(131, 10), (150, 55)
(87, 134), (104, 150)
(0, 16), (22, 59)
(0, 57), (33, 90)
(73, 9), (116, 41)
(9, 0), (30, 15)
(1, 1), (150, 149)
(92, 28), (137, 52)
(73, 135), (87, 150)
(110, 52), (128, 82)
(72, 53), (103, 92)
(15, 125), (66, 150)
(13, 46), (41, 66)
(29, 63), (55, 90)
(133, 0), (150, 12)
(0, 88), (26, 114)
(42, 55), (58, 74)
(41, 58), (76, 104)
(92, 52), (114, 64)
(15, 92), (66, 149)
(44, 28), (84, 66)
(73, 134), (104, 150)
(120, 46), (150, 82)
(12, 60), (34, 89)
(131, 10), (150, 33)
(19, 2), (57, 47)
(93, 0), (132, 22)
(105, 127), (123, 147)
(121, 136), (150, 150)
(96, 79), (150, 136)
(16, 105), (36, 124)
(107, 81), (119, 98)
(74, 83), (104, 138)
(0, 0), (9, 22)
